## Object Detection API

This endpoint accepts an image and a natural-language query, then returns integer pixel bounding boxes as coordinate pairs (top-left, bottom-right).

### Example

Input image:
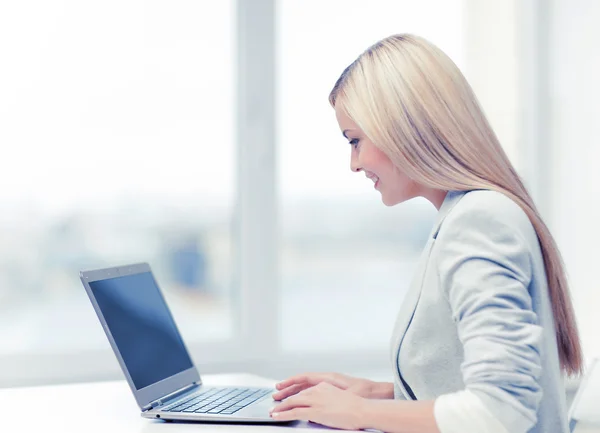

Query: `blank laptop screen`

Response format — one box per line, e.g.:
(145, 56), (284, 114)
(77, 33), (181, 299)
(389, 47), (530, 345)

(89, 272), (194, 390)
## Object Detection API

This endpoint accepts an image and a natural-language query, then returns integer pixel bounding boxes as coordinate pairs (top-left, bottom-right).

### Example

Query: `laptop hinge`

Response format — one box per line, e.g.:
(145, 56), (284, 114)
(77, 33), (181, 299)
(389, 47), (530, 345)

(142, 382), (199, 412)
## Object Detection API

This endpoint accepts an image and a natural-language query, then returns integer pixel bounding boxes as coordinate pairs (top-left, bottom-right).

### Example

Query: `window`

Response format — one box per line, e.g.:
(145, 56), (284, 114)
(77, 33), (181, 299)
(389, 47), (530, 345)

(0, 0), (236, 380)
(0, 0), (535, 386)
(278, 0), (464, 351)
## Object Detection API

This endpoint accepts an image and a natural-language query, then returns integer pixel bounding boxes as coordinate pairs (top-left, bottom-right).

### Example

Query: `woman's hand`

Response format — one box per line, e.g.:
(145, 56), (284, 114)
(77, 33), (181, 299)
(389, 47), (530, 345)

(272, 372), (379, 401)
(270, 382), (368, 430)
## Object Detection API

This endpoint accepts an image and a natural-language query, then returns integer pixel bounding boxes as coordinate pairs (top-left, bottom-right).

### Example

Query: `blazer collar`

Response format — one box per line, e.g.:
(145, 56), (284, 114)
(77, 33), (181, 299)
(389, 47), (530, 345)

(431, 190), (470, 239)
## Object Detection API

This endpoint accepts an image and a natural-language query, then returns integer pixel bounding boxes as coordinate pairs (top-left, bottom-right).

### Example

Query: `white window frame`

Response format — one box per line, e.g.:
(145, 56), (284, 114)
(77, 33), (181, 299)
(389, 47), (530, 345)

(515, 0), (553, 222)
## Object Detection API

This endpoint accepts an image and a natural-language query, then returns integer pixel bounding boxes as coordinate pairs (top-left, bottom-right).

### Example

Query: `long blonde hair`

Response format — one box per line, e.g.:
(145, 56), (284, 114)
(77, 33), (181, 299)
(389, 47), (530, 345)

(329, 34), (583, 376)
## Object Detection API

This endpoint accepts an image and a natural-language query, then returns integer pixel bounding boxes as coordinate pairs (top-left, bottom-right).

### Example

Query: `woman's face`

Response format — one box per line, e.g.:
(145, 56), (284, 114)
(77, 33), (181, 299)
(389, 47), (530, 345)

(335, 105), (421, 206)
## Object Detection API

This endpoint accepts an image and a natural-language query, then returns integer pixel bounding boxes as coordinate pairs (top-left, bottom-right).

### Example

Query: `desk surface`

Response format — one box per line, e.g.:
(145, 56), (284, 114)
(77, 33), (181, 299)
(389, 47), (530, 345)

(0, 373), (331, 433)
(1, 373), (598, 433)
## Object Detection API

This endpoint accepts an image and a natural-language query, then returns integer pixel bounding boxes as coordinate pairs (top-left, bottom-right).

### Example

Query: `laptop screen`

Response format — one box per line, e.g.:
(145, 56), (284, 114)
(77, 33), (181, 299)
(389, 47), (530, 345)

(89, 271), (194, 390)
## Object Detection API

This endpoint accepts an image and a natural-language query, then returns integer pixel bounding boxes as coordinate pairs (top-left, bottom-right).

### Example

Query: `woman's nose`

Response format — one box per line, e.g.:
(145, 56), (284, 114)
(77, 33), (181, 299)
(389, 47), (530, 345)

(350, 153), (361, 173)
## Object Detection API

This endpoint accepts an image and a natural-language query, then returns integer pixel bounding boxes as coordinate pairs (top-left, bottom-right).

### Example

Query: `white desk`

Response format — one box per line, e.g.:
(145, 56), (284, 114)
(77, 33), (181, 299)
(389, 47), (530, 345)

(0, 373), (330, 433)
(1, 373), (598, 433)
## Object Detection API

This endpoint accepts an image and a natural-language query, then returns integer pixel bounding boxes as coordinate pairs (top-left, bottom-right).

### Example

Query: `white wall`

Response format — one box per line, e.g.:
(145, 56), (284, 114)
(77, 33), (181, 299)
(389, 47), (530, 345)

(464, 0), (519, 171)
(549, 0), (600, 364)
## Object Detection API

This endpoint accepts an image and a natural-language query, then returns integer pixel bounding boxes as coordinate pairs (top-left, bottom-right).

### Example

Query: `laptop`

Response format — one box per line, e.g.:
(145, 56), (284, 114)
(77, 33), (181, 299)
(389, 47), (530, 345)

(80, 262), (284, 423)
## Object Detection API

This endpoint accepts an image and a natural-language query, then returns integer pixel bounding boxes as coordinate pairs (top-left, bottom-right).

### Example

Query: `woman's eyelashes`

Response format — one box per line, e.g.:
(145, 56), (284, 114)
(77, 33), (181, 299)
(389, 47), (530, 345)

(349, 138), (360, 148)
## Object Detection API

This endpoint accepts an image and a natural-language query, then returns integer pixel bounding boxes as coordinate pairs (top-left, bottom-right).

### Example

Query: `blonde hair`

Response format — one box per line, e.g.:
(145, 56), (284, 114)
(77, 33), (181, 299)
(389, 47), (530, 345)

(330, 34), (583, 376)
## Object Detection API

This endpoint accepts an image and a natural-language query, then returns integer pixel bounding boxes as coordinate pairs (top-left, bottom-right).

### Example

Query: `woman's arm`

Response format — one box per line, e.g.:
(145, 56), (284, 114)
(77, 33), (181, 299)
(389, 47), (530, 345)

(432, 200), (543, 432)
(271, 380), (510, 432)
(359, 390), (510, 433)
(360, 399), (440, 433)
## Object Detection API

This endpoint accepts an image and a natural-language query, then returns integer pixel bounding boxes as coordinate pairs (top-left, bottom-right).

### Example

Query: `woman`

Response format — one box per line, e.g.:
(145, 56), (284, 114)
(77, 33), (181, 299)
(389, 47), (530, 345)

(269, 34), (582, 433)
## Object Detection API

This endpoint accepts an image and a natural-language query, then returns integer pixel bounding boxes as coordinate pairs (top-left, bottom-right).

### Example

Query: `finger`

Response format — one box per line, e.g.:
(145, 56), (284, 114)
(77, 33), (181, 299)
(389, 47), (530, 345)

(271, 393), (312, 413)
(276, 374), (314, 390)
(271, 407), (312, 422)
(272, 383), (310, 401)
(277, 373), (344, 390)
(272, 383), (307, 401)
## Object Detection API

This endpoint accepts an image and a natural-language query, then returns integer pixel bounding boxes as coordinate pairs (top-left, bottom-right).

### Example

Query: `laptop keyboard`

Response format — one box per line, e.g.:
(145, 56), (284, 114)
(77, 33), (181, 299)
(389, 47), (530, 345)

(161, 387), (273, 415)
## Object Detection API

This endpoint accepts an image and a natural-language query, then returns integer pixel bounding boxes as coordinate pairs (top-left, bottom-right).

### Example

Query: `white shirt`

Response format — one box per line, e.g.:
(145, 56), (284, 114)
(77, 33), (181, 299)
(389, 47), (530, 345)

(434, 389), (511, 433)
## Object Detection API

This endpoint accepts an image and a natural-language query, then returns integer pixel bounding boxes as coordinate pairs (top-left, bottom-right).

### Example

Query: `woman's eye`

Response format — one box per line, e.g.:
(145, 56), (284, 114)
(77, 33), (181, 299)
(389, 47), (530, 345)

(349, 138), (359, 148)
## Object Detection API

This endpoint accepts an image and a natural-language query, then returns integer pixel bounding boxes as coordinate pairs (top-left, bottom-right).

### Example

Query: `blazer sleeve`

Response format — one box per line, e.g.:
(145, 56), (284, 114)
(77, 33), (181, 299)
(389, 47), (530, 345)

(434, 205), (543, 433)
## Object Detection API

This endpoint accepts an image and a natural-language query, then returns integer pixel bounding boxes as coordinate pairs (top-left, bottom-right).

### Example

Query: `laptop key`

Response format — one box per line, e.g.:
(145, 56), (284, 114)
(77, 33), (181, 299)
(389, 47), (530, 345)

(221, 408), (240, 414)
(207, 408), (224, 414)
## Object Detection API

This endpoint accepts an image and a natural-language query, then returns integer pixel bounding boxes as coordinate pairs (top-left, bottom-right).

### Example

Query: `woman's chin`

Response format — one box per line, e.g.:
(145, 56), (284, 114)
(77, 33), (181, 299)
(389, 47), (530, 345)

(381, 194), (398, 207)
(380, 191), (410, 207)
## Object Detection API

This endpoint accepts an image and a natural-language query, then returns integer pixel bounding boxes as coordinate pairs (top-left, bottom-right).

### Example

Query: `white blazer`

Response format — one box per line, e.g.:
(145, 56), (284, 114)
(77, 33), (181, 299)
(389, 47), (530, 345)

(390, 190), (569, 432)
